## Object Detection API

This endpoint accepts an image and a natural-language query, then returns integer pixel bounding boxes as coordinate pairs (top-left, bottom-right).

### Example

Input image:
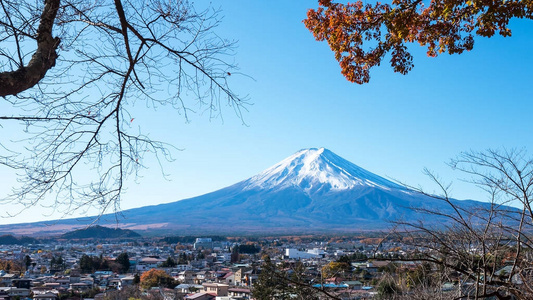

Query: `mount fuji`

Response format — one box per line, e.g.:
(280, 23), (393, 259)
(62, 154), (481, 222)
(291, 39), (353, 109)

(0, 148), (486, 235)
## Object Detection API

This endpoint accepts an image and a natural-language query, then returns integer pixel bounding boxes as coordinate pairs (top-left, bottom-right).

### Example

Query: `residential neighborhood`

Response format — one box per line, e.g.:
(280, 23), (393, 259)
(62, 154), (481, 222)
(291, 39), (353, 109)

(0, 233), (510, 300)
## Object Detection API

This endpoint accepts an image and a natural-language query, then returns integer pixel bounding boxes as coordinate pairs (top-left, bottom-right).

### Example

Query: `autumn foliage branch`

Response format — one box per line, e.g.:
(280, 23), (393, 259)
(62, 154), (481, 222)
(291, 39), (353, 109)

(304, 0), (532, 84)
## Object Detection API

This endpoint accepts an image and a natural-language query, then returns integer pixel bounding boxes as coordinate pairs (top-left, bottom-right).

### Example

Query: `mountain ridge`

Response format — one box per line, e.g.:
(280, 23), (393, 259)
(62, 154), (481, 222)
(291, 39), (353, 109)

(0, 148), (491, 236)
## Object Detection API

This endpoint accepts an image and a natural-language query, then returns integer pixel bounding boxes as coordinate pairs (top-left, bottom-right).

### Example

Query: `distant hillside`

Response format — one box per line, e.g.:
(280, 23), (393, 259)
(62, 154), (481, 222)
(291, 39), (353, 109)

(61, 225), (141, 239)
(0, 235), (39, 245)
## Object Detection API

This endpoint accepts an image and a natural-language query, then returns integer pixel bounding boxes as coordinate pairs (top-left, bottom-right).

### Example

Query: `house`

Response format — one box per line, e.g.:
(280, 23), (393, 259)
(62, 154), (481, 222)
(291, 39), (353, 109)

(79, 276), (94, 286)
(69, 274), (80, 284)
(42, 283), (60, 289)
(223, 272), (234, 285)
(33, 292), (59, 300)
(343, 280), (363, 290)
(8, 288), (30, 298)
(175, 264), (193, 272)
(119, 275), (136, 289)
(31, 286), (55, 296)
(228, 287), (251, 298)
(233, 269), (245, 286)
(0, 274), (16, 286)
(214, 271), (228, 282)
(107, 278), (121, 289)
(0, 291), (9, 300)
(365, 261), (391, 273)
(93, 271), (112, 277)
(202, 283), (228, 296)
(178, 270), (196, 284)
(184, 293), (215, 300)
(11, 279), (31, 289)
(175, 283), (204, 294)
(205, 271), (217, 281)
(69, 282), (92, 293)
(136, 257), (163, 272)
(54, 278), (71, 289)
(325, 277), (344, 285)
(0, 287), (30, 298)
(236, 269), (257, 287)
(195, 270), (207, 284)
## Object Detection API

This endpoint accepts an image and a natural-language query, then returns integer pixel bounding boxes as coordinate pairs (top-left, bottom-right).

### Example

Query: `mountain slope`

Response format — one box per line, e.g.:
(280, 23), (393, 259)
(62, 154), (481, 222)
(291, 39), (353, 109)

(0, 148), (493, 235)
(107, 147), (480, 232)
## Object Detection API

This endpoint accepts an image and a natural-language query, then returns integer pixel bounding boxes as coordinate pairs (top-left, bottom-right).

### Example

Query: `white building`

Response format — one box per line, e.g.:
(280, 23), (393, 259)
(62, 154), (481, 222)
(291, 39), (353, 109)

(285, 248), (325, 259)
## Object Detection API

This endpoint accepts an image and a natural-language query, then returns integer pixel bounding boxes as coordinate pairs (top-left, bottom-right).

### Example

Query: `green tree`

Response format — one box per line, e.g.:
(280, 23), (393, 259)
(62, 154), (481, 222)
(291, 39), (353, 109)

(159, 257), (176, 268)
(197, 251), (206, 260)
(50, 257), (56, 270)
(56, 256), (64, 270)
(116, 253), (131, 274)
(177, 253), (188, 265)
(79, 255), (93, 273)
(80, 254), (108, 273)
(230, 247), (240, 264)
(50, 256), (64, 270)
(23, 255), (31, 271)
(237, 244), (261, 254)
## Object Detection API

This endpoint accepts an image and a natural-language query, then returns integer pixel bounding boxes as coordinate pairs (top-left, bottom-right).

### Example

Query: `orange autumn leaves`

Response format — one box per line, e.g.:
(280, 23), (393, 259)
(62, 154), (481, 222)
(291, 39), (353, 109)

(140, 268), (176, 290)
(304, 0), (531, 84)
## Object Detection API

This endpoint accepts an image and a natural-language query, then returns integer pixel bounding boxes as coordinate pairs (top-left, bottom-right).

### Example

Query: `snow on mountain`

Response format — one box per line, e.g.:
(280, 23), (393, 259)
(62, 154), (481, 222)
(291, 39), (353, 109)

(243, 147), (404, 194)
(0, 147), (494, 235)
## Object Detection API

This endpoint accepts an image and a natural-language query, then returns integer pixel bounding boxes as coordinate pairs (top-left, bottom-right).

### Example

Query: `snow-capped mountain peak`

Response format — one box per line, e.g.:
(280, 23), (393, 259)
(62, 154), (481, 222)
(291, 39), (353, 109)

(243, 148), (403, 193)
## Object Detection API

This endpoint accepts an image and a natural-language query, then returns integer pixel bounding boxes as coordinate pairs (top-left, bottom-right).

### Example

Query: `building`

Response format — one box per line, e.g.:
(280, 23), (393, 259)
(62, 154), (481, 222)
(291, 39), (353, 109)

(285, 248), (325, 259)
(194, 238), (213, 250)
(202, 282), (229, 296)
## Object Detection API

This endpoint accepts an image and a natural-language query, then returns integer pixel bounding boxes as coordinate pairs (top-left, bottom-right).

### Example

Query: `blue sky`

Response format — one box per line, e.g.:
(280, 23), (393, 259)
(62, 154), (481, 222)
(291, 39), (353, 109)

(0, 1), (532, 225)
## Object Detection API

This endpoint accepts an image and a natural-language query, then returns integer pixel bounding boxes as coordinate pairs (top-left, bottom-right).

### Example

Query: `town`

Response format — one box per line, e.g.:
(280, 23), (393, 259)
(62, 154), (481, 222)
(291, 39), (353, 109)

(0, 233), (434, 300)
(0, 229), (512, 300)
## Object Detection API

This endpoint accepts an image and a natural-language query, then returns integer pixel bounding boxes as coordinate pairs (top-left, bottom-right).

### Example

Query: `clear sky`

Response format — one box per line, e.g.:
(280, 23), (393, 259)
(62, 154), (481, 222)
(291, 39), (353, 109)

(0, 1), (532, 225)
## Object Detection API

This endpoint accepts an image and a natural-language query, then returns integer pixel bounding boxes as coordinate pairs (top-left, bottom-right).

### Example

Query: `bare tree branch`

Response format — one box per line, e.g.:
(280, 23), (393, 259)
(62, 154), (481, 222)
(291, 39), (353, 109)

(0, 0), (247, 220)
(393, 149), (533, 299)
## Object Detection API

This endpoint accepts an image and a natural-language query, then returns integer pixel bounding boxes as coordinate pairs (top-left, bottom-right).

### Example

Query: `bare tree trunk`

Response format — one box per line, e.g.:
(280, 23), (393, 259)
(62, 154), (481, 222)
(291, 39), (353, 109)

(0, 0), (60, 96)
